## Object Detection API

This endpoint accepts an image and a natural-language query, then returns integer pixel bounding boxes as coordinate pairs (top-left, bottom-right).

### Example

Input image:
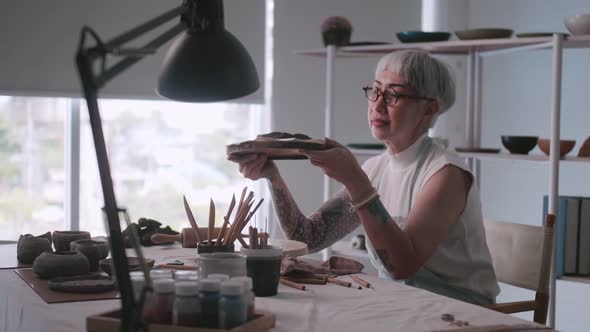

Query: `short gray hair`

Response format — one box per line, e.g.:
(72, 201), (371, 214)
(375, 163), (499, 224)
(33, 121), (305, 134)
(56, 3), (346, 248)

(375, 50), (455, 127)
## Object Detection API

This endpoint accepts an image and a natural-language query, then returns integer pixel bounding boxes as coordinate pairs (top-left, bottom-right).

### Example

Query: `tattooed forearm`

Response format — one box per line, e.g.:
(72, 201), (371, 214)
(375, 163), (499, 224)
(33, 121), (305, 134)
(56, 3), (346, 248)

(375, 249), (397, 274)
(268, 175), (360, 252)
(366, 198), (389, 224)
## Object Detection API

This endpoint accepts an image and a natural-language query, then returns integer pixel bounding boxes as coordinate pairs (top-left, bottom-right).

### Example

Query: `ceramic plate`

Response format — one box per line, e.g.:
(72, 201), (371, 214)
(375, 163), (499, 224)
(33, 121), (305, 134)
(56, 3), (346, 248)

(455, 147), (501, 154)
(346, 41), (390, 46)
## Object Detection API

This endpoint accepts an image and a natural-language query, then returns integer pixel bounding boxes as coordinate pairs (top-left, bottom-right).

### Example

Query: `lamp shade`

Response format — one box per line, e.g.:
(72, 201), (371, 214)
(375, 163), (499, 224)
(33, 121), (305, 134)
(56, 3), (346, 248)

(157, 28), (260, 102)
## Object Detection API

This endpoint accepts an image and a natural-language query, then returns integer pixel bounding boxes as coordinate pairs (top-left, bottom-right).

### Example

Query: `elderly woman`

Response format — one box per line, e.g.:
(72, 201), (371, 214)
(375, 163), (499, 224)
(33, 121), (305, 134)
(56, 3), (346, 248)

(230, 49), (499, 305)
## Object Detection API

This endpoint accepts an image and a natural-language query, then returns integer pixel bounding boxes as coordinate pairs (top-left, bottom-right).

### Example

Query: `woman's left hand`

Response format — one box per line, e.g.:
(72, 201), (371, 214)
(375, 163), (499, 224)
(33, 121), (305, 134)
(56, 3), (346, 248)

(298, 138), (365, 188)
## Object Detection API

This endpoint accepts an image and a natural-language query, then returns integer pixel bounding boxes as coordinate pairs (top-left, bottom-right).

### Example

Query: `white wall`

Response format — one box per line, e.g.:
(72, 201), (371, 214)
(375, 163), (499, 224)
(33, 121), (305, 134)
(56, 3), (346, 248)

(468, 1), (590, 331)
(272, 0), (590, 330)
(272, 0), (421, 220)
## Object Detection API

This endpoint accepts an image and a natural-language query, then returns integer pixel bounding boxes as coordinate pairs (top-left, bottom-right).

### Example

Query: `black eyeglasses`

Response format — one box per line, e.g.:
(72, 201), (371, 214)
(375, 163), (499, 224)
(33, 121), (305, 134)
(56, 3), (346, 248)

(362, 85), (434, 106)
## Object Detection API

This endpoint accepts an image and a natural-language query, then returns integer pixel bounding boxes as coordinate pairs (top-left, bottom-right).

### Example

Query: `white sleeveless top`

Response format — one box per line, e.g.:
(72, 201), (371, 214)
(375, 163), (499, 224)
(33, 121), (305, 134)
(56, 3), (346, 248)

(362, 134), (500, 302)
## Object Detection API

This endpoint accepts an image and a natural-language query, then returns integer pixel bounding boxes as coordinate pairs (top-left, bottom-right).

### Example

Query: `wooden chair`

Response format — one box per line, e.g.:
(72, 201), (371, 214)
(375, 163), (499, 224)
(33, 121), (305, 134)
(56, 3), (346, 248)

(482, 214), (555, 325)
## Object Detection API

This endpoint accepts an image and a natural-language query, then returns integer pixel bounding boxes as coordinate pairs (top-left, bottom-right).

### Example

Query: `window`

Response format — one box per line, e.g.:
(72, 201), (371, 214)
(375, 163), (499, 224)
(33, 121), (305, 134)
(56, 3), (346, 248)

(0, 96), (67, 240)
(0, 95), (264, 240)
(79, 99), (264, 236)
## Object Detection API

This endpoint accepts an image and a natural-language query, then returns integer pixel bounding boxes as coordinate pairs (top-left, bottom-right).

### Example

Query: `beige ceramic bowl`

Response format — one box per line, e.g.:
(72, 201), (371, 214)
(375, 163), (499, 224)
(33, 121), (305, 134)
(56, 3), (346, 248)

(564, 13), (590, 35)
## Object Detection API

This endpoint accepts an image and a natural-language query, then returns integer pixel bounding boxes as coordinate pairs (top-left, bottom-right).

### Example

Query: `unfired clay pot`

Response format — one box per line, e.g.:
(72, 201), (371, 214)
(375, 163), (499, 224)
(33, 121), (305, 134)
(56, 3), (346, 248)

(32, 251), (90, 279)
(52, 231), (90, 251)
(73, 244), (101, 272)
(17, 233), (53, 264)
(70, 239), (109, 259)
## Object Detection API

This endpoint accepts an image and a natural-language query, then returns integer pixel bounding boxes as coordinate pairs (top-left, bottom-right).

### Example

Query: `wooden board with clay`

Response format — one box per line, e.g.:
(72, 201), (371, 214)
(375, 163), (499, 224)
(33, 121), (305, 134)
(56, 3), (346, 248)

(227, 132), (328, 160)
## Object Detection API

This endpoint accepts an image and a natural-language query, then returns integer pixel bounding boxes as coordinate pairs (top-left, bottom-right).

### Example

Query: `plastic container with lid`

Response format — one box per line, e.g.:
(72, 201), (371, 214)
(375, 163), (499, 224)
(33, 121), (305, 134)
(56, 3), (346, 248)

(174, 270), (198, 281)
(145, 278), (175, 324)
(173, 281), (200, 326)
(218, 280), (247, 329)
(197, 253), (246, 278)
(207, 273), (230, 281)
(151, 269), (174, 280)
(199, 278), (221, 328)
(232, 276), (255, 319)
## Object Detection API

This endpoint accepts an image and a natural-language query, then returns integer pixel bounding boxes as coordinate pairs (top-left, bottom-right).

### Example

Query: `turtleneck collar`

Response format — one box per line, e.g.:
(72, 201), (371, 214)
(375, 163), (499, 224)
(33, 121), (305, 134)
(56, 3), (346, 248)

(386, 133), (431, 169)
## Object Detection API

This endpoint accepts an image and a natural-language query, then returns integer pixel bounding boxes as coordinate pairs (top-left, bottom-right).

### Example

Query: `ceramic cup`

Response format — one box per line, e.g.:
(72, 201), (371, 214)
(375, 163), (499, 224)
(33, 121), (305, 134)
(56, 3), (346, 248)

(52, 231), (91, 251)
(197, 252), (246, 279)
(240, 246), (283, 297)
(70, 239), (109, 259)
(73, 244), (101, 272)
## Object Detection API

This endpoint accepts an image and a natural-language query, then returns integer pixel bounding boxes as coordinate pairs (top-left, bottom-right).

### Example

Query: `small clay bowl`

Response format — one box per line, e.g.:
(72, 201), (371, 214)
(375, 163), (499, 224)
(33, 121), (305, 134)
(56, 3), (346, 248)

(70, 239), (109, 259)
(17, 234), (53, 264)
(73, 244), (102, 272)
(99, 257), (156, 276)
(32, 251), (90, 279)
(537, 138), (576, 158)
(53, 231), (91, 251)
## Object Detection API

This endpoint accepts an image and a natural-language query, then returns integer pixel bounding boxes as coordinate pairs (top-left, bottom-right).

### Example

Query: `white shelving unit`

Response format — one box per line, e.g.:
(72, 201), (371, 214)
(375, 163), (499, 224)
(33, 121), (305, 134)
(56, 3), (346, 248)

(296, 34), (590, 328)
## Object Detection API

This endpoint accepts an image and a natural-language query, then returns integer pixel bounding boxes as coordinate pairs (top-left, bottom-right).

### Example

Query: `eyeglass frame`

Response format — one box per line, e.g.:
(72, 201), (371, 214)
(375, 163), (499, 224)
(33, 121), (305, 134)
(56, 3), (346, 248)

(362, 84), (435, 106)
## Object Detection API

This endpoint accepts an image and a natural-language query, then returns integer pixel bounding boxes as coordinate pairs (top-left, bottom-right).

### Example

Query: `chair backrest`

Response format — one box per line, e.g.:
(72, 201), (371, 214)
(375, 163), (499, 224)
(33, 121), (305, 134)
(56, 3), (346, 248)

(484, 220), (547, 291)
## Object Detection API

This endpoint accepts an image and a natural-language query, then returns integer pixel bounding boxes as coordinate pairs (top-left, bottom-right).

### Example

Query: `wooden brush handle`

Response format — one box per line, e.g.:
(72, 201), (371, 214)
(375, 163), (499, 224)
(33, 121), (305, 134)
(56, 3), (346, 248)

(150, 233), (182, 244)
(280, 278), (306, 291)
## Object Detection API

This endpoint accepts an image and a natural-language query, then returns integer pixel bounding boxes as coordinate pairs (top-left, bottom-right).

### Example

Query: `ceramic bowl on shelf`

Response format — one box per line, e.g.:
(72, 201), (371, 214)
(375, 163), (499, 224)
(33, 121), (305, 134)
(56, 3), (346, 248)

(455, 28), (513, 40)
(564, 13), (590, 35)
(396, 31), (451, 43)
(537, 138), (576, 157)
(501, 136), (538, 154)
(578, 137), (590, 157)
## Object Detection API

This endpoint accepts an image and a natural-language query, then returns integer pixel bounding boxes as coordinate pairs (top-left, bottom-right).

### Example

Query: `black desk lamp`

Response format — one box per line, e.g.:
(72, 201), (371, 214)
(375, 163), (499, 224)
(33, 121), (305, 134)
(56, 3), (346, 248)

(75, 1), (259, 330)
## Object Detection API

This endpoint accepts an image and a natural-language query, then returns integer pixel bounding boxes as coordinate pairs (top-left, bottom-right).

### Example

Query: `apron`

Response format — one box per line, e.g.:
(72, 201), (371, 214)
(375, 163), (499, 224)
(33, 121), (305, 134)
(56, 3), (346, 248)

(365, 137), (493, 305)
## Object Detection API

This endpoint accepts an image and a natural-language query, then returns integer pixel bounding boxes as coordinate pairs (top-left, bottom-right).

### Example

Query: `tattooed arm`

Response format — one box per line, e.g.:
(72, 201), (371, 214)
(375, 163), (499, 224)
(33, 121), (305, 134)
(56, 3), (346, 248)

(228, 153), (360, 253)
(268, 171), (361, 253)
(299, 141), (471, 280)
(353, 165), (471, 279)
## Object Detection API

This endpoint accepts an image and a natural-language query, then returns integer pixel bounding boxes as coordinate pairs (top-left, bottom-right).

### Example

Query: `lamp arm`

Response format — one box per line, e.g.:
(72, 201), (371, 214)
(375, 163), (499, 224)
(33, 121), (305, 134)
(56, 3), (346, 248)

(75, 5), (187, 332)
(97, 23), (185, 88)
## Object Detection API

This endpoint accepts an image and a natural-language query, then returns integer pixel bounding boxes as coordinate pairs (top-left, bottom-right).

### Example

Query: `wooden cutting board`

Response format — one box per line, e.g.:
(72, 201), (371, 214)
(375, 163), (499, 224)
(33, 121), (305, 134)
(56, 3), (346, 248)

(0, 243), (32, 269)
(14, 268), (119, 303)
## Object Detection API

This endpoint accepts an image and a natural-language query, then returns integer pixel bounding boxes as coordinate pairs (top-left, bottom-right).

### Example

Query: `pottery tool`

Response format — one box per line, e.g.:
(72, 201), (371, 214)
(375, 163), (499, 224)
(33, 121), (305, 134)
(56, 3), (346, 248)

(150, 227), (258, 248)
(280, 278), (306, 291)
(351, 275), (374, 289)
(183, 195), (202, 243)
(207, 199), (215, 246)
(216, 194), (236, 246)
(282, 276), (327, 285)
(327, 277), (352, 288)
(155, 264), (197, 271)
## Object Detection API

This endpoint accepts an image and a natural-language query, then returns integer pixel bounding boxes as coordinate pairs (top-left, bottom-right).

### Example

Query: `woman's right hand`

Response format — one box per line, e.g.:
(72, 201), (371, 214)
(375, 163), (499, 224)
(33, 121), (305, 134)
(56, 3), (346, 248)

(227, 153), (278, 181)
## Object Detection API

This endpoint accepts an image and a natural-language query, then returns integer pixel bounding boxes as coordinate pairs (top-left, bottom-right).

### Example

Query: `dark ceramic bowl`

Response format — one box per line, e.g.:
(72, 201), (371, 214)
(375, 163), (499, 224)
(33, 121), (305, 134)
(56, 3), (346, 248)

(501, 136), (539, 154)
(53, 231), (91, 251)
(396, 31), (451, 43)
(99, 257), (155, 276)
